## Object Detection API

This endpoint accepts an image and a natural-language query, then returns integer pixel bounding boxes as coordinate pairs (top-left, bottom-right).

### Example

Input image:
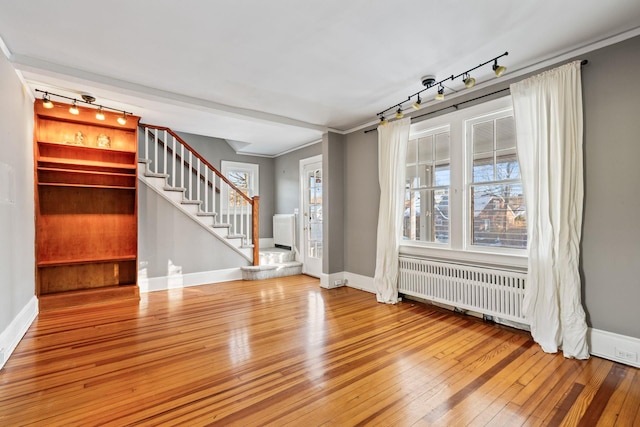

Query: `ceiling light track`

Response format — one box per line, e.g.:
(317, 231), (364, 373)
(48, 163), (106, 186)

(377, 52), (508, 125)
(35, 88), (132, 125)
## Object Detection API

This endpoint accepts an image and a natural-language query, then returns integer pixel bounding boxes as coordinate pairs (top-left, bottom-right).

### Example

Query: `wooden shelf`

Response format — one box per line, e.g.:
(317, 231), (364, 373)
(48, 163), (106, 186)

(34, 101), (140, 306)
(38, 255), (137, 267)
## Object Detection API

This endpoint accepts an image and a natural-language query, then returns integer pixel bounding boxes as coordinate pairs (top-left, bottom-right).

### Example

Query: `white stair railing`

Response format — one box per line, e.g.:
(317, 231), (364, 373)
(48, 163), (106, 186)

(140, 125), (260, 265)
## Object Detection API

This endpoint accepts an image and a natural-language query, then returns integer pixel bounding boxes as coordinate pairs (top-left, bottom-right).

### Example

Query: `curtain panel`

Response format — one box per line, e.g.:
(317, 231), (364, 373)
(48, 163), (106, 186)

(374, 118), (410, 304)
(510, 61), (589, 359)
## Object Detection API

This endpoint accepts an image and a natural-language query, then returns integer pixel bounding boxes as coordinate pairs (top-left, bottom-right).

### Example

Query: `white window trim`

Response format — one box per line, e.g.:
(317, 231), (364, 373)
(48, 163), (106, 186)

(220, 160), (259, 213)
(401, 96), (527, 267)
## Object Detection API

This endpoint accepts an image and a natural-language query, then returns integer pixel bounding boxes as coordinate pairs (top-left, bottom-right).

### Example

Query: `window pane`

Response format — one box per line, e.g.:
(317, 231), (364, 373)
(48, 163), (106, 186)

(496, 116), (516, 150)
(471, 183), (527, 249)
(473, 156), (494, 183)
(434, 164), (450, 186)
(418, 136), (433, 163)
(435, 132), (449, 161)
(406, 165), (418, 188)
(496, 150), (520, 180)
(403, 188), (449, 243)
(473, 121), (494, 154)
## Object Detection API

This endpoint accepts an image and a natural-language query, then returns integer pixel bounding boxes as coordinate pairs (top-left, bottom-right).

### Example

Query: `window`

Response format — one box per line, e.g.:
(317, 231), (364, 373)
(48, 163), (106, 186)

(401, 96), (527, 260)
(221, 161), (258, 211)
(468, 112), (527, 249)
(403, 126), (450, 243)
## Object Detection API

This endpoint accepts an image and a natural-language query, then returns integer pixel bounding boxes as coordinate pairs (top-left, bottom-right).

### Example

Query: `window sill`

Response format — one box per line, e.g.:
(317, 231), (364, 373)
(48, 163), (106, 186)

(399, 243), (528, 271)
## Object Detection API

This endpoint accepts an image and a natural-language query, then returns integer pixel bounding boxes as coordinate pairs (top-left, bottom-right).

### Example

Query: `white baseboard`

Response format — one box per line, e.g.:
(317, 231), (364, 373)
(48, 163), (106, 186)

(0, 296), (38, 370)
(589, 328), (640, 368)
(138, 268), (243, 293)
(320, 272), (344, 289)
(343, 272), (376, 294)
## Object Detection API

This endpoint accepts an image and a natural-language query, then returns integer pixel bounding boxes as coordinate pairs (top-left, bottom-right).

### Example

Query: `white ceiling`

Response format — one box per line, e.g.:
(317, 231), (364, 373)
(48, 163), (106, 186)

(1, 1), (640, 156)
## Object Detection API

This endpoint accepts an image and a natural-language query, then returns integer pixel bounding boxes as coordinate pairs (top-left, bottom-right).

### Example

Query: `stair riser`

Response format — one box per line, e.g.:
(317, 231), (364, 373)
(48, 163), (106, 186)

(242, 265), (303, 281)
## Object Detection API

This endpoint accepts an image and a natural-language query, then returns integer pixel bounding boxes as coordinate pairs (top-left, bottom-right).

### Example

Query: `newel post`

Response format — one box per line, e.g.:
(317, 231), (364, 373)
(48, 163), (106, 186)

(252, 196), (260, 266)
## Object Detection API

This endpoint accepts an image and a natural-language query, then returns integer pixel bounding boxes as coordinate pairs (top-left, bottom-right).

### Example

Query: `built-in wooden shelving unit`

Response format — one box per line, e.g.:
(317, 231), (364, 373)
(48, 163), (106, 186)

(34, 102), (140, 311)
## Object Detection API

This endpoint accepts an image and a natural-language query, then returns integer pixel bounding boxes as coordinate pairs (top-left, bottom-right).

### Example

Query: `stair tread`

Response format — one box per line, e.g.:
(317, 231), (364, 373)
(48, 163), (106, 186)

(144, 172), (169, 178)
(181, 200), (202, 205)
(163, 186), (186, 192)
(241, 261), (302, 271)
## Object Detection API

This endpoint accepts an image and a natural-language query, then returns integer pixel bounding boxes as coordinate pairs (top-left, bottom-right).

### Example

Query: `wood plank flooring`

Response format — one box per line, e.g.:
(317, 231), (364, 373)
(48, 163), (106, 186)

(1, 275), (638, 426)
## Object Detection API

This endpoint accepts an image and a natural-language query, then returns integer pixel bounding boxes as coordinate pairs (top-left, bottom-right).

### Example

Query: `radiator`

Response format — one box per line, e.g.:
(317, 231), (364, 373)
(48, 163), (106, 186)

(398, 256), (528, 324)
(273, 214), (295, 249)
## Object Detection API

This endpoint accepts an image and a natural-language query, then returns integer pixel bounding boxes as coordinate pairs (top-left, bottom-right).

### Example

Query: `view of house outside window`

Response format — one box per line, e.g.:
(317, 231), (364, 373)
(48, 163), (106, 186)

(468, 113), (527, 249)
(403, 126), (450, 244)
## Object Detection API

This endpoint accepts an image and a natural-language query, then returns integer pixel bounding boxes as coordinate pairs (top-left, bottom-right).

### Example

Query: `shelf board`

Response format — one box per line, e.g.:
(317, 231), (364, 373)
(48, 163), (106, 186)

(38, 140), (136, 155)
(37, 255), (137, 267)
(38, 182), (136, 190)
(38, 166), (135, 177)
(38, 156), (136, 170)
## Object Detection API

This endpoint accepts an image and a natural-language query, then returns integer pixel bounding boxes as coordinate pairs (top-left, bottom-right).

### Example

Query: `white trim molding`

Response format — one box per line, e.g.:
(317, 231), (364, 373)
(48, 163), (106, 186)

(138, 268), (242, 293)
(0, 296), (38, 370)
(320, 272), (344, 289)
(343, 272), (375, 294)
(589, 328), (640, 368)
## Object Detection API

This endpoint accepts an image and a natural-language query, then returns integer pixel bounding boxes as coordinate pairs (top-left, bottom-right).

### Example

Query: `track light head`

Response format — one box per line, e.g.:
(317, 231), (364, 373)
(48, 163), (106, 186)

(435, 85), (445, 101)
(117, 113), (127, 125)
(395, 108), (404, 119)
(42, 93), (54, 109)
(463, 74), (476, 88)
(96, 107), (105, 121)
(493, 60), (506, 77)
(69, 101), (80, 115)
(379, 116), (388, 126)
(412, 95), (422, 110)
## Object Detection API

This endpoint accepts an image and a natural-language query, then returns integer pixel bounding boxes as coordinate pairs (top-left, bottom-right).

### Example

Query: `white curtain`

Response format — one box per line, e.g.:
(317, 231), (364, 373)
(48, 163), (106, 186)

(510, 61), (589, 359)
(374, 118), (410, 304)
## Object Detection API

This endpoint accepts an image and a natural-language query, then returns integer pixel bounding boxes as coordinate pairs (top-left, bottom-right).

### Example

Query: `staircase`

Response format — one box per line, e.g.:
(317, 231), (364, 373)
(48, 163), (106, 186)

(139, 125), (259, 264)
(138, 125), (303, 280)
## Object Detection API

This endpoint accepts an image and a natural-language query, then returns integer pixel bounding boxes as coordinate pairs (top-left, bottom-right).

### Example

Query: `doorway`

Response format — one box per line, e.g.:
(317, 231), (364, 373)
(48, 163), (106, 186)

(300, 155), (322, 278)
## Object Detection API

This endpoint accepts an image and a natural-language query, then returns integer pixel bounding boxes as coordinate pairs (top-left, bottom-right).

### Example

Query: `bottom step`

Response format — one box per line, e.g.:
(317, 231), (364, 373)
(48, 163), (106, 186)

(38, 285), (140, 312)
(241, 261), (303, 281)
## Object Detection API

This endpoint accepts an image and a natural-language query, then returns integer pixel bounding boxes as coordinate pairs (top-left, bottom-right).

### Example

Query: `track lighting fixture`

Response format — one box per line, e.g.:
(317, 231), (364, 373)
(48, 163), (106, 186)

(69, 101), (79, 115)
(463, 73), (476, 88)
(42, 93), (54, 109)
(379, 115), (388, 126)
(375, 52), (508, 122)
(412, 95), (422, 110)
(493, 59), (507, 77)
(35, 89), (132, 125)
(95, 107), (105, 121)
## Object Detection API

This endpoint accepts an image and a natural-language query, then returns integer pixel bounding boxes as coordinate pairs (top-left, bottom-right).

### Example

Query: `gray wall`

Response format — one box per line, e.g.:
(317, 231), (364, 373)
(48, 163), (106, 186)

(340, 35), (640, 339)
(0, 53), (35, 335)
(322, 132), (345, 274)
(580, 36), (640, 338)
(138, 184), (249, 278)
(176, 131), (275, 238)
(274, 142), (322, 251)
(274, 143), (322, 215)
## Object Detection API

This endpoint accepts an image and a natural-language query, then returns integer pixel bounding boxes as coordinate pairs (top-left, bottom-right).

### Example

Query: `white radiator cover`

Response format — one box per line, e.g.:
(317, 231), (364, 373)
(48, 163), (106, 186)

(273, 214), (295, 249)
(398, 256), (529, 325)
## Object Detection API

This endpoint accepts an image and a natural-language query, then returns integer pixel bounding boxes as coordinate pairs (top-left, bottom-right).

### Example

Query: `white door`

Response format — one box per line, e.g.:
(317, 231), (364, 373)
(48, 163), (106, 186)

(301, 157), (322, 277)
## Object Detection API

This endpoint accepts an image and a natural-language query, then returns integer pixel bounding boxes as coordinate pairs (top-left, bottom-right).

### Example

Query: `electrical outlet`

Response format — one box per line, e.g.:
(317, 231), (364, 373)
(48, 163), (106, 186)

(615, 347), (638, 363)
(333, 279), (342, 287)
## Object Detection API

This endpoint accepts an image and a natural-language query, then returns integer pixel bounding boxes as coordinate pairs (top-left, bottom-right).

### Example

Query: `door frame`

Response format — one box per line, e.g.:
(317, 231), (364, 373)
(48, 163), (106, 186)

(299, 154), (323, 277)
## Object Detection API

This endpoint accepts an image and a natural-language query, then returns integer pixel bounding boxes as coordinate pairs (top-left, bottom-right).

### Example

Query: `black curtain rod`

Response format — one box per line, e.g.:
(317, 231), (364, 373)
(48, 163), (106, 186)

(365, 59), (589, 134)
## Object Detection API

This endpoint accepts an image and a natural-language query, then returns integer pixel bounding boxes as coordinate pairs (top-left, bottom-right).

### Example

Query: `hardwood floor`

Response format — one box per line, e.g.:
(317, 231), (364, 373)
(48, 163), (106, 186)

(1, 275), (638, 426)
